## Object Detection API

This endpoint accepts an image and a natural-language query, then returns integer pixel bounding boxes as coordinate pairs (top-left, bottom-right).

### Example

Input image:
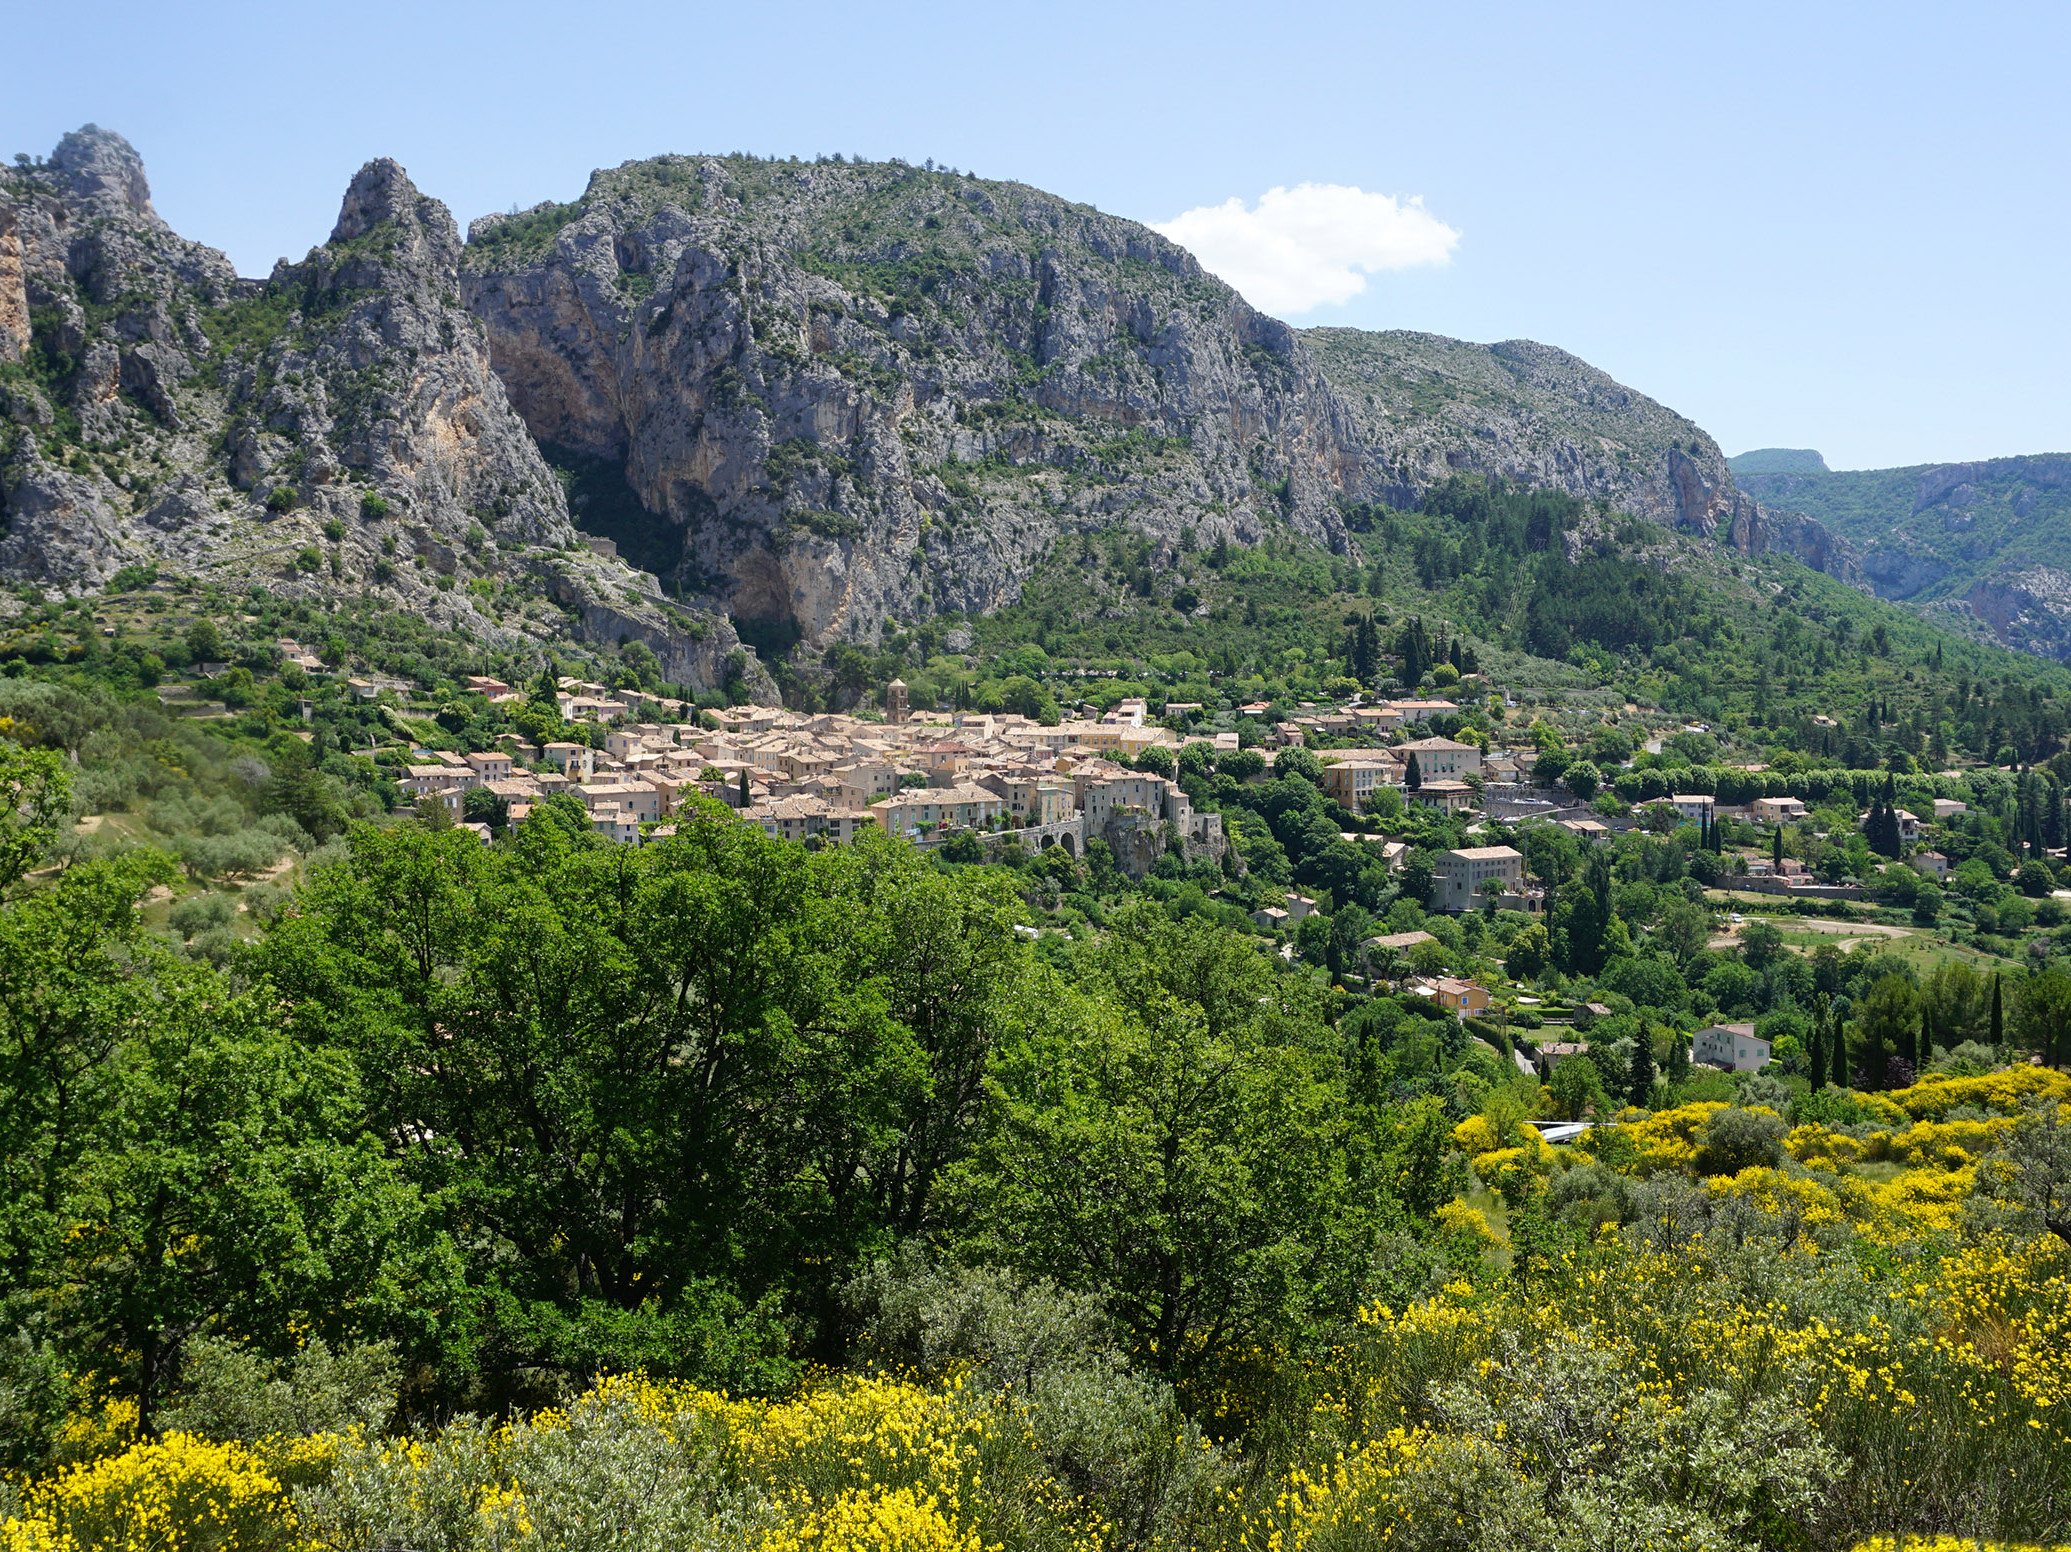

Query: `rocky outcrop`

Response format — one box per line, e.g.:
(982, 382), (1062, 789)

(1964, 569), (2071, 661)
(462, 155), (1363, 648)
(2, 131), (1869, 678)
(1302, 328), (1860, 583)
(0, 127), (762, 697)
(1737, 452), (2071, 661)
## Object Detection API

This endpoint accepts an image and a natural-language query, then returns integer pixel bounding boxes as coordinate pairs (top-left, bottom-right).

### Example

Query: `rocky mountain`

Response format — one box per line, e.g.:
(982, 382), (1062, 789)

(460, 154), (1367, 653)
(1300, 329), (1860, 579)
(1735, 451), (2071, 660)
(1727, 447), (1829, 476)
(459, 154), (1864, 650)
(3, 129), (1861, 672)
(0, 127), (771, 695)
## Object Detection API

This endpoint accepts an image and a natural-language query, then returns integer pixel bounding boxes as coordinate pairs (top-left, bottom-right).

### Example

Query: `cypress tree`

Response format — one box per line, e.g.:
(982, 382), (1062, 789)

(1832, 1012), (1851, 1087)
(1808, 996), (1829, 1091)
(1629, 1027), (1658, 1107)
(739, 768), (751, 806)
(1919, 1007), (1933, 1067)
(1992, 975), (2005, 1050)
(1405, 752), (1423, 791)
(1772, 825), (1785, 869)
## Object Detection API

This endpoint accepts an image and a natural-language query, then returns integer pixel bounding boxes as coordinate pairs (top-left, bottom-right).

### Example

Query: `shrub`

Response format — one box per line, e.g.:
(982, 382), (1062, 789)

(166, 892), (235, 941)
(358, 492), (389, 521)
(293, 547), (321, 573)
(160, 1336), (399, 1443)
(6, 1432), (302, 1552)
(320, 519), (345, 543)
(265, 486), (297, 513)
(1695, 1106), (1786, 1174)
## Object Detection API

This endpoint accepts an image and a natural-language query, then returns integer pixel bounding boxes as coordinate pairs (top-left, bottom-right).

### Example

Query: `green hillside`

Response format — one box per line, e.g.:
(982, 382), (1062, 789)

(1738, 453), (2071, 660)
(1727, 448), (1830, 475)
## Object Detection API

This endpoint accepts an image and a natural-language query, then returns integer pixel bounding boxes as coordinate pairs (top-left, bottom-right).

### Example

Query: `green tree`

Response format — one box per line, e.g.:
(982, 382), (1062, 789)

(265, 739), (343, 843)
(1855, 975), (1919, 1089)
(958, 910), (1395, 1382)
(1548, 1054), (1607, 1120)
(1507, 922), (1551, 981)
(0, 740), (71, 894)
(0, 856), (178, 1284)
(257, 821), (1024, 1400)
(2017, 966), (2071, 1070)
(1628, 1028), (1658, 1107)
(1403, 752), (1423, 791)
(62, 963), (451, 1436)
(185, 619), (225, 664)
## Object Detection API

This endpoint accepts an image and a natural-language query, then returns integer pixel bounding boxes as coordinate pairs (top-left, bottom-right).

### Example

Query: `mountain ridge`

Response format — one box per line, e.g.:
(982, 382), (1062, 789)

(3, 128), (1864, 678)
(0, 126), (776, 697)
(1737, 450), (2071, 660)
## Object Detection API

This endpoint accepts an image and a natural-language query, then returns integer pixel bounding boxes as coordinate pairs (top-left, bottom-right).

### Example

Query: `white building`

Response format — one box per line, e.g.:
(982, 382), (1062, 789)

(1397, 736), (1481, 779)
(1693, 1022), (1771, 1073)
(1434, 845), (1524, 913)
(1669, 793), (1715, 824)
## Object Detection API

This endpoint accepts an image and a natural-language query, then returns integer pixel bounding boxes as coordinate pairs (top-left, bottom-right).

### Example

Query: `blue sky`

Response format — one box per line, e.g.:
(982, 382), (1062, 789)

(7, 0), (2066, 470)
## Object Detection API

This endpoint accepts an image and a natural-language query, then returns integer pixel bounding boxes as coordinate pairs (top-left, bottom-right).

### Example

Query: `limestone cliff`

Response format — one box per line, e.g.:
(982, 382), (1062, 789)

(1738, 452), (2071, 660)
(462, 155), (1364, 649)
(0, 127), (770, 697)
(1300, 328), (1860, 580)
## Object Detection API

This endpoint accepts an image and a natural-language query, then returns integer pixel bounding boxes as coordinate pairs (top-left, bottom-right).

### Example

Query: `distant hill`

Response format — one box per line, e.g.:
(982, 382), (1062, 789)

(1737, 452), (2071, 660)
(1728, 448), (1829, 476)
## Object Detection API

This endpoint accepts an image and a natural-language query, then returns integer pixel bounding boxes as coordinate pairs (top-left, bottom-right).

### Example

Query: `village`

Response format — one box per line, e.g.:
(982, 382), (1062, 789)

(376, 669), (1993, 1088)
(391, 672), (1543, 874)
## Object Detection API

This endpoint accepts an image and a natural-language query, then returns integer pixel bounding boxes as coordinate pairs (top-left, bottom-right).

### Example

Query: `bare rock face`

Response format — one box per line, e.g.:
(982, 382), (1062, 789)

(0, 127), (765, 697)
(462, 156), (1364, 648)
(1302, 328), (1860, 583)
(1965, 569), (2071, 660)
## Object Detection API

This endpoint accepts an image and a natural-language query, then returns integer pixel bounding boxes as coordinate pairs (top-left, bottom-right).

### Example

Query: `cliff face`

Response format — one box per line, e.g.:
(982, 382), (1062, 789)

(1738, 452), (2071, 660)
(0, 127), (770, 696)
(1301, 328), (1860, 580)
(462, 155), (1365, 649)
(3, 131), (1863, 678)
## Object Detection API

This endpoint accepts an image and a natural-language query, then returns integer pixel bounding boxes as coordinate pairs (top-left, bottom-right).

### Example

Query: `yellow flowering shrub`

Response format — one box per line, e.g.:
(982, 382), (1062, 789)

(1263, 1426), (1521, 1552)
(1434, 1200), (1497, 1248)
(1887, 1067), (2071, 1120)
(1859, 1116), (2013, 1168)
(1451, 1115), (1503, 1156)
(1852, 1539), (2065, 1551)
(1, 1432), (301, 1552)
(1471, 1133), (1556, 1203)
(1626, 1102), (1727, 1173)
(757, 1485), (981, 1552)
(1786, 1122), (1865, 1167)
(1705, 1165), (1853, 1226)
(1860, 1166), (1975, 1240)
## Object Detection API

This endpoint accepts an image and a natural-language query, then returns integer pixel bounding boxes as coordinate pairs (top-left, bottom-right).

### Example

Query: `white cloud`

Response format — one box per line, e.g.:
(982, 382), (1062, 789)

(1151, 183), (1460, 317)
